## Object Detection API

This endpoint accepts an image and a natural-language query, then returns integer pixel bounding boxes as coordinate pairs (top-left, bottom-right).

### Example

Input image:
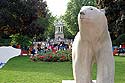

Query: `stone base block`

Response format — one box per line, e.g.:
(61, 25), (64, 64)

(62, 80), (96, 83)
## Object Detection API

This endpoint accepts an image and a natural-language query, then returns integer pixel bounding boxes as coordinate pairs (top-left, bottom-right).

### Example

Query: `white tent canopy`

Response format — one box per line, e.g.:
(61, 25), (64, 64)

(0, 46), (21, 68)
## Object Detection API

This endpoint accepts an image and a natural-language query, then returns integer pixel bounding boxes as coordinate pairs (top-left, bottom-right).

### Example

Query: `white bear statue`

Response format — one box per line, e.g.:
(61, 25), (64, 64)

(72, 6), (114, 83)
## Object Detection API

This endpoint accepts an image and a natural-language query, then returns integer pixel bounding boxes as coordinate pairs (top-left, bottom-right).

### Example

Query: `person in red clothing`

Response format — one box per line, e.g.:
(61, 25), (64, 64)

(113, 48), (118, 55)
(121, 44), (125, 48)
(16, 44), (21, 49)
(28, 45), (34, 55)
(121, 43), (125, 54)
(51, 44), (57, 53)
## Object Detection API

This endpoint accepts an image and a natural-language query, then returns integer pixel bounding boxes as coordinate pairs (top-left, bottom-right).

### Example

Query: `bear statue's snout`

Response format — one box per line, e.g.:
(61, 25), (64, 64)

(79, 11), (85, 19)
(80, 11), (85, 15)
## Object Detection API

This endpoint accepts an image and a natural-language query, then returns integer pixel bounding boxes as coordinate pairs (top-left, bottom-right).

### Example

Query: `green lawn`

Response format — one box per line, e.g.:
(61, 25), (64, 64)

(0, 56), (125, 83)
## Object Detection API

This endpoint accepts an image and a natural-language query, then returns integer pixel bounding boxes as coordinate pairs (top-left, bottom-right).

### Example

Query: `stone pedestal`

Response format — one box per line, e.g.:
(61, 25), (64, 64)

(62, 80), (96, 83)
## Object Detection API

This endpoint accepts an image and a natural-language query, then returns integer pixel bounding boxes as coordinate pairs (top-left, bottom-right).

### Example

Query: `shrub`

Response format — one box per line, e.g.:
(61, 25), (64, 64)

(113, 34), (125, 45)
(31, 50), (72, 62)
(10, 34), (32, 48)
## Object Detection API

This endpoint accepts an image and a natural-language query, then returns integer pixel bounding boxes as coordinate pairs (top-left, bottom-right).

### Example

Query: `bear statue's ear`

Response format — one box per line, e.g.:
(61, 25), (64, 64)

(100, 9), (105, 14)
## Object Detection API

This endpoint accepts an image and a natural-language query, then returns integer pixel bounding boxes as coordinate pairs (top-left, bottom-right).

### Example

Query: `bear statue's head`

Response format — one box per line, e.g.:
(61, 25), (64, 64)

(78, 6), (108, 40)
(78, 6), (107, 27)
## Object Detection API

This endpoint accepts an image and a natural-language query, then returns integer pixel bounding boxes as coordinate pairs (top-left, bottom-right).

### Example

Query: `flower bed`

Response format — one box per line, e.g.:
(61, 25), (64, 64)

(30, 50), (72, 62)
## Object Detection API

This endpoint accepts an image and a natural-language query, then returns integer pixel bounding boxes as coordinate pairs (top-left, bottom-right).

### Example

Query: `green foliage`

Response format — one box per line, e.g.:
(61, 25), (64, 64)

(113, 34), (125, 45)
(29, 16), (49, 39)
(43, 13), (56, 39)
(97, 0), (125, 41)
(63, 0), (96, 38)
(0, 39), (11, 46)
(0, 0), (48, 38)
(10, 34), (32, 47)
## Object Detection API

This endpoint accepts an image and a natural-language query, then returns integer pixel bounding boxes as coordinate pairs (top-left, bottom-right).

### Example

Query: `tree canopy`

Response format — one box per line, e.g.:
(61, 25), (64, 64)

(97, 0), (125, 41)
(0, 0), (49, 38)
(62, 0), (96, 38)
(63, 0), (125, 41)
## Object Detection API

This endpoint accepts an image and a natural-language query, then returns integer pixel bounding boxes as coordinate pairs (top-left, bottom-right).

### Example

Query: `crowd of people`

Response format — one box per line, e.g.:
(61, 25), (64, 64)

(113, 44), (125, 55)
(11, 41), (72, 57)
(12, 42), (125, 56)
(12, 44), (21, 49)
(29, 42), (72, 54)
(26, 41), (72, 60)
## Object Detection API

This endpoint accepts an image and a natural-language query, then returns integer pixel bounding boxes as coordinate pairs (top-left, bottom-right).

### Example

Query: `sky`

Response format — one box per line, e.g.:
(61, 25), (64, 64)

(45, 0), (69, 16)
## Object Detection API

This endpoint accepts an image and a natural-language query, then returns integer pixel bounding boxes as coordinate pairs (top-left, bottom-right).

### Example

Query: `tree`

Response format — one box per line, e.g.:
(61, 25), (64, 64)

(113, 34), (125, 45)
(116, 34), (125, 44)
(63, 0), (96, 38)
(43, 12), (56, 39)
(10, 34), (32, 47)
(97, 0), (125, 41)
(0, 0), (48, 38)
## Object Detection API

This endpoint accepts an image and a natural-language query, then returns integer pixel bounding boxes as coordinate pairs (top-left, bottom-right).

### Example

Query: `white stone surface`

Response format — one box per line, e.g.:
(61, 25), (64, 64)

(62, 80), (96, 83)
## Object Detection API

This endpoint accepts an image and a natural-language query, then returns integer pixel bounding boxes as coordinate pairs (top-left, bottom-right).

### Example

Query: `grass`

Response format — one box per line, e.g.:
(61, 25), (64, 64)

(0, 56), (125, 83)
(114, 56), (125, 83)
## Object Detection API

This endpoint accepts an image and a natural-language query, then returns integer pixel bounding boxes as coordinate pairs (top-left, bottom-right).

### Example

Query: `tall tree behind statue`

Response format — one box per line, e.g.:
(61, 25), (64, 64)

(97, 0), (125, 41)
(63, 0), (125, 42)
(63, 0), (96, 39)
